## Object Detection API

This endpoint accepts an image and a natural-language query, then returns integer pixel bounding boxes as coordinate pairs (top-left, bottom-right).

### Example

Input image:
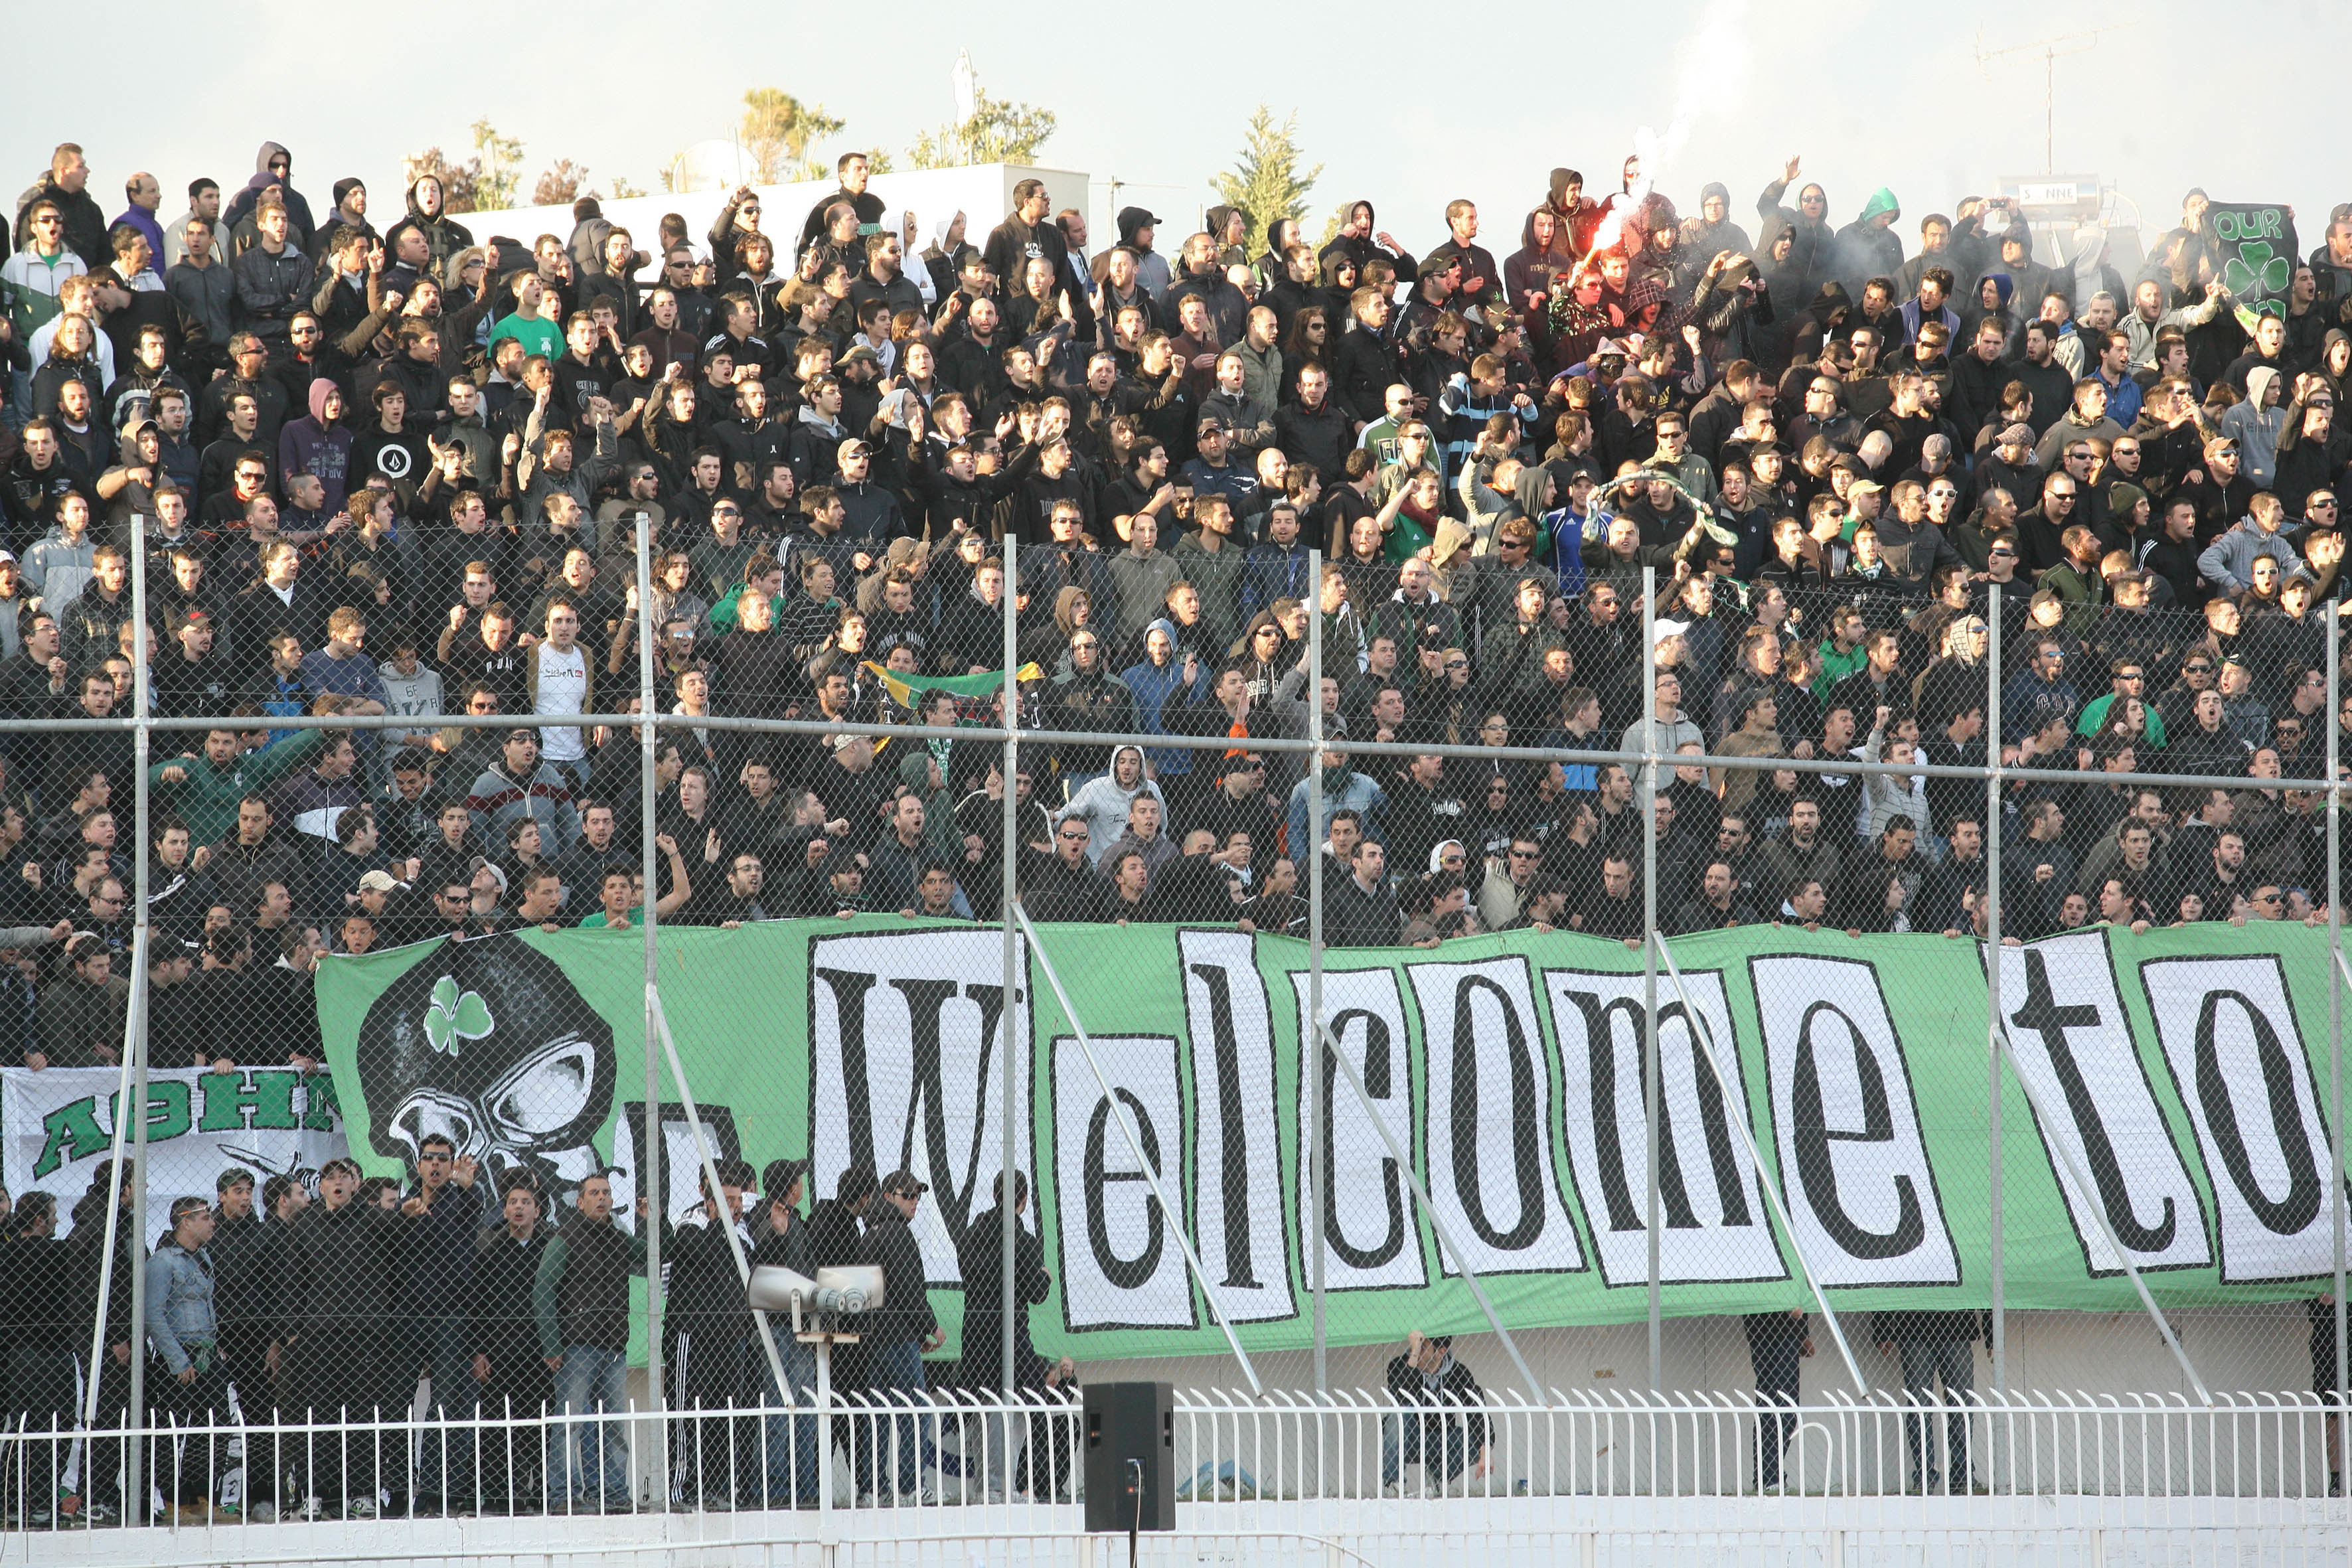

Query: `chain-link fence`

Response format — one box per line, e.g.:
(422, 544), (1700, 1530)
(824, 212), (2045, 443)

(0, 525), (2344, 1531)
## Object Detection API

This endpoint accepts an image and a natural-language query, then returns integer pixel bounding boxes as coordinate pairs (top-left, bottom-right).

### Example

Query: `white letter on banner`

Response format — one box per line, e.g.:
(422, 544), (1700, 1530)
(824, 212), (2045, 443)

(1547, 967), (1787, 1288)
(809, 929), (1030, 1287)
(1178, 929), (1297, 1322)
(1406, 956), (1587, 1279)
(1050, 1033), (1195, 1332)
(1992, 933), (2209, 1275)
(1751, 954), (1960, 1287)
(2142, 954), (2337, 1283)
(1288, 964), (1429, 1293)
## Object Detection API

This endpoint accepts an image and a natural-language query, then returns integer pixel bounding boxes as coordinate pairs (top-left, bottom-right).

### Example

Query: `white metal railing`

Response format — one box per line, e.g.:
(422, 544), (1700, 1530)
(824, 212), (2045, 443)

(6, 1385), (2343, 1537)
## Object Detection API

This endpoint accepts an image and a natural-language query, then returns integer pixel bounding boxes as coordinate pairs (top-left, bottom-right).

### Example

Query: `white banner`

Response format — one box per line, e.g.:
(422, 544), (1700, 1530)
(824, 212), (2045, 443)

(1, 1066), (347, 1237)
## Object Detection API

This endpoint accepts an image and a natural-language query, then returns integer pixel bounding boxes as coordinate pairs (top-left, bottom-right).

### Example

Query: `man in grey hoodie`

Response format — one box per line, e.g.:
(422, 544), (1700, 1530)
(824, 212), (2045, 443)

(1054, 743), (1165, 866)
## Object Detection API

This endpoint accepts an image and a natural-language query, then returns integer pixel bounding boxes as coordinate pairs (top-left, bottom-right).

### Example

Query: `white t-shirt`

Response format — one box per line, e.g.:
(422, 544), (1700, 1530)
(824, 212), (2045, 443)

(534, 641), (589, 761)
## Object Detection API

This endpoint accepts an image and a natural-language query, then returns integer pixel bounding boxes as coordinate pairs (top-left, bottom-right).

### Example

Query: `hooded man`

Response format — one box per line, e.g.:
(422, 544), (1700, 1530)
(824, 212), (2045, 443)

(1054, 743), (1164, 866)
(223, 141), (315, 254)
(1678, 182), (1755, 278)
(1755, 157), (1834, 303)
(402, 175), (475, 277)
(1834, 189), (1904, 296)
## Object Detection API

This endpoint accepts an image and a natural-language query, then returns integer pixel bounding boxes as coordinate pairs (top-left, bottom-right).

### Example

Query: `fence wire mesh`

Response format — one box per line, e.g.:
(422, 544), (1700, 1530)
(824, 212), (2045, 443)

(0, 482), (2343, 1537)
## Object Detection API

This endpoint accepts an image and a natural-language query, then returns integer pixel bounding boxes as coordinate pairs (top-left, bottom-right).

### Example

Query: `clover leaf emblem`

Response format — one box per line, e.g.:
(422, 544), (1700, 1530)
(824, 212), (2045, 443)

(422, 975), (494, 1057)
(2223, 240), (2290, 301)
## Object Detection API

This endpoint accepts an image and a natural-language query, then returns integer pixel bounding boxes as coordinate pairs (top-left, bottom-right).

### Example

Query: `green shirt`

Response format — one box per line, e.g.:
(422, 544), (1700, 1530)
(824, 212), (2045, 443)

(577, 905), (642, 928)
(490, 312), (561, 362)
(2075, 692), (2167, 746)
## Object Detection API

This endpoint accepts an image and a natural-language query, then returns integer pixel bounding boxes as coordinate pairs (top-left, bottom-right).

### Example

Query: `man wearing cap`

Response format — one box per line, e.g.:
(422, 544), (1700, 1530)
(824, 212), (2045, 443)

(852, 1170), (940, 1505)
(833, 435), (905, 540)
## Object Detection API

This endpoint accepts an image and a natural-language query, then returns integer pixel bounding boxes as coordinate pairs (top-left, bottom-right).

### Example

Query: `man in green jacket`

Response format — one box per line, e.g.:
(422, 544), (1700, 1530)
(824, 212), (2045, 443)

(147, 727), (323, 847)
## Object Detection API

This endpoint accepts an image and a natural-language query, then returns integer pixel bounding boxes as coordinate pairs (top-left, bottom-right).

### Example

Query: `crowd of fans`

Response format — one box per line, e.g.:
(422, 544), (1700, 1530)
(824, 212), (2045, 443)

(0, 133), (2348, 1519)
(0, 139), (2345, 1034)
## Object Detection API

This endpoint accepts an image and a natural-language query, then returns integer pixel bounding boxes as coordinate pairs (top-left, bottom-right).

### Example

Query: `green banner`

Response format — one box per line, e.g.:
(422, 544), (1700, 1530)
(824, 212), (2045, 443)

(315, 920), (2350, 1362)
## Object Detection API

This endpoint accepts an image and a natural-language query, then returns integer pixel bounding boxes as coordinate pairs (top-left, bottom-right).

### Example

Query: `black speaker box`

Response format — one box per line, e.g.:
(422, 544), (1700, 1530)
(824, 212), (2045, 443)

(1082, 1380), (1176, 1531)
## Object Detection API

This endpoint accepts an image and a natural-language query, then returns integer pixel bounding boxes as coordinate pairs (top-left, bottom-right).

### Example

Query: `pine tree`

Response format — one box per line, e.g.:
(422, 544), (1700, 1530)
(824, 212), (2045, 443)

(740, 88), (846, 185)
(1212, 106), (1322, 236)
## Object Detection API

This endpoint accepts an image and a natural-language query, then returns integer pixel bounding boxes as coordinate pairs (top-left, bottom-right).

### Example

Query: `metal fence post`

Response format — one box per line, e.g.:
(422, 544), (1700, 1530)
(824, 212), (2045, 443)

(1984, 585), (2005, 1437)
(2328, 608), (2345, 1462)
(1002, 536), (1020, 1395)
(127, 520), (152, 1513)
(632, 516), (665, 1504)
(1642, 565), (1661, 1391)
(1308, 549), (1326, 1394)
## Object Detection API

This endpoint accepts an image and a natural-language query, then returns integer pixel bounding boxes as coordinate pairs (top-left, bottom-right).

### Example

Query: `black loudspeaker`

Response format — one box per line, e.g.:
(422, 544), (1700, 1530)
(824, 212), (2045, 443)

(1082, 1381), (1176, 1531)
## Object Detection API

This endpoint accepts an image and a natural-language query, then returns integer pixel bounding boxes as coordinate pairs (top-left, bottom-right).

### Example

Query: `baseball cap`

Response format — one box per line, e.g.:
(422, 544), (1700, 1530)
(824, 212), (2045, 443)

(1196, 414), (1225, 434)
(1848, 479), (1885, 497)
(880, 1169), (929, 1199)
(465, 856), (508, 895)
(1653, 619), (1690, 647)
(0, 550), (16, 566)
(838, 345), (880, 367)
(837, 437), (872, 461)
(357, 870), (404, 894)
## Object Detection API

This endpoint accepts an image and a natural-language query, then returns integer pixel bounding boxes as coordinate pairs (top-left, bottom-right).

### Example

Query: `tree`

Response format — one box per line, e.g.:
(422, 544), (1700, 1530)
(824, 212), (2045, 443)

(607, 175), (646, 200)
(1317, 200), (1357, 250)
(532, 160), (593, 208)
(1212, 105), (1321, 237)
(740, 88), (845, 185)
(469, 119), (524, 213)
(905, 86), (1057, 170)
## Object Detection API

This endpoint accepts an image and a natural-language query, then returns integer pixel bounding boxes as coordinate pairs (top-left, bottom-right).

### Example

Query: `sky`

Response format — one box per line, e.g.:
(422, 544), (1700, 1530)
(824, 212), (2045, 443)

(7, 0), (2347, 267)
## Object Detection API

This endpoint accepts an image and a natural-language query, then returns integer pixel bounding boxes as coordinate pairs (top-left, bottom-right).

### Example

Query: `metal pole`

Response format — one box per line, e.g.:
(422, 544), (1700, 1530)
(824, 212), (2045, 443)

(1307, 549), (1326, 1393)
(1001, 537), (1020, 1395)
(81, 929), (145, 1436)
(1984, 584), (2005, 1423)
(127, 521), (152, 1512)
(2328, 609), (2345, 1464)
(1312, 1016), (1539, 1401)
(634, 511), (665, 1500)
(1641, 564), (1661, 1391)
(1990, 1003), (2209, 1401)
(1649, 934), (1867, 1393)
(1012, 903), (1263, 1393)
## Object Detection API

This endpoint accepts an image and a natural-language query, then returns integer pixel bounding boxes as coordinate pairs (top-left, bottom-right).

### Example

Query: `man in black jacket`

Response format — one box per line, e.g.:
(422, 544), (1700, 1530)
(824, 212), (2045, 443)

(470, 1173), (550, 1515)
(668, 1158), (763, 1508)
(854, 1170), (940, 1505)
(207, 1169), (270, 1424)
(955, 1172), (1075, 1502)
(1381, 1331), (1491, 1496)
(399, 1136), (484, 1514)
(284, 1156), (402, 1518)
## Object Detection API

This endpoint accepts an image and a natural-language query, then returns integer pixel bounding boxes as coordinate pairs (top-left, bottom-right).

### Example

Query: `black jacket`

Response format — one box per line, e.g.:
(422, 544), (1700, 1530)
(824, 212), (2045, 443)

(955, 1206), (1050, 1391)
(860, 1207), (934, 1349)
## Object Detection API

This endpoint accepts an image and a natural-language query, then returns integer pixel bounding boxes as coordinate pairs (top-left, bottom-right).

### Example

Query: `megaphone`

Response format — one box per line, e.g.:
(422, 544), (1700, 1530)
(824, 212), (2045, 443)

(747, 1263), (886, 1332)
